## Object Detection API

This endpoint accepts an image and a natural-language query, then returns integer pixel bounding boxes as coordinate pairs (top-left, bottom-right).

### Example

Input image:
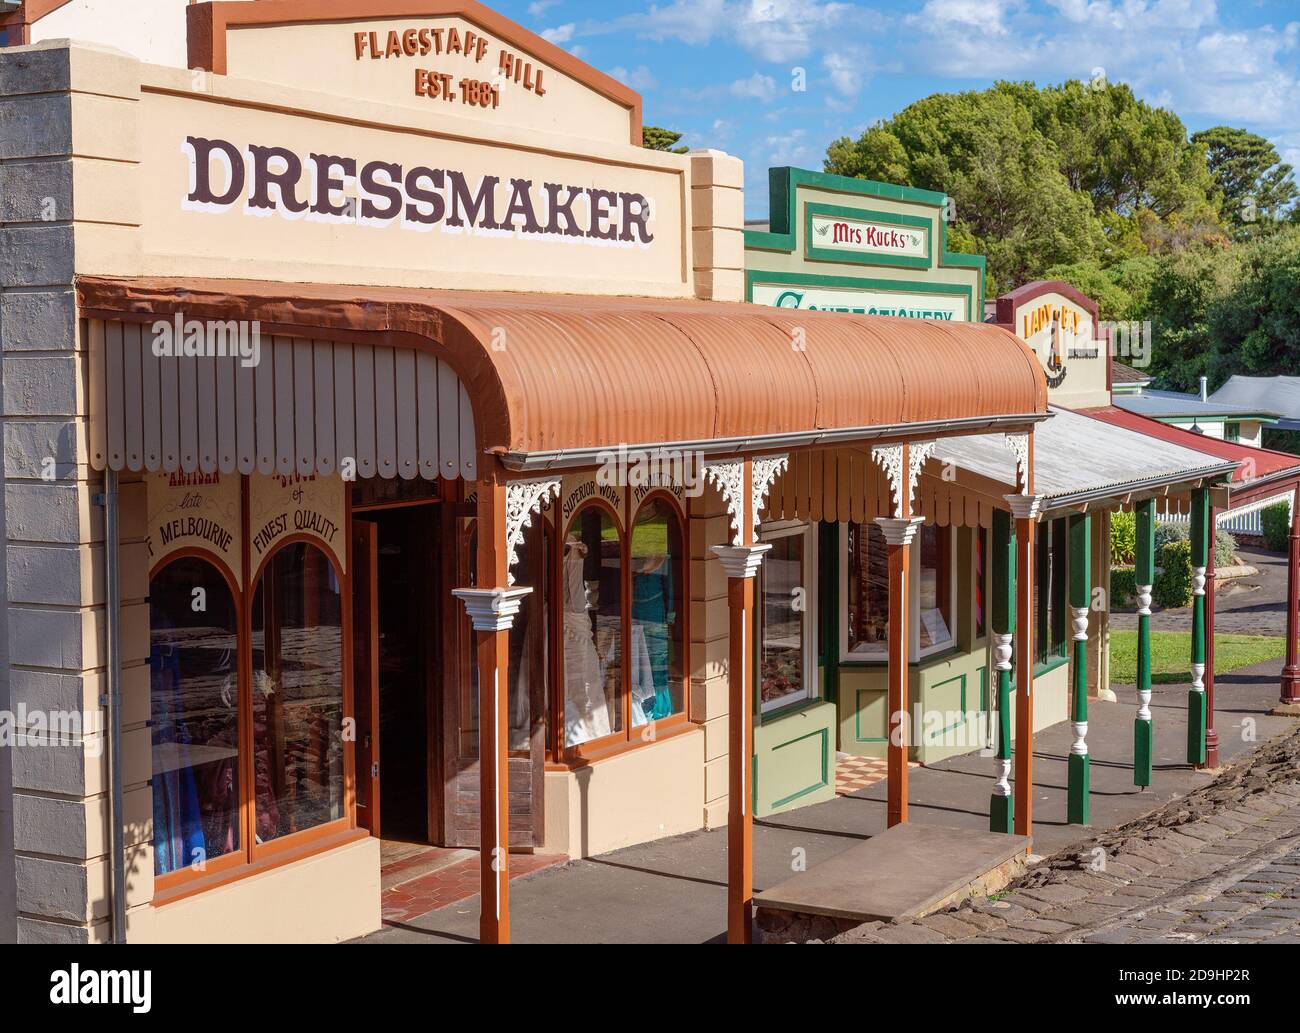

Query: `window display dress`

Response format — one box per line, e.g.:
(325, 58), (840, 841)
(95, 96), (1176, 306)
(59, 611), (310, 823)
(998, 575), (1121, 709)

(631, 556), (674, 724)
(563, 541), (611, 746)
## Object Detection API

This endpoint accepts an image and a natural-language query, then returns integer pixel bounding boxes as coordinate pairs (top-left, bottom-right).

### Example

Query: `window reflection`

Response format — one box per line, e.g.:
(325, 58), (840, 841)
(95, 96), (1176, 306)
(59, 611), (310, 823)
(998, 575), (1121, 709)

(563, 505), (622, 747)
(150, 558), (241, 876)
(760, 530), (809, 711)
(846, 522), (889, 656)
(630, 499), (684, 726)
(251, 543), (345, 842)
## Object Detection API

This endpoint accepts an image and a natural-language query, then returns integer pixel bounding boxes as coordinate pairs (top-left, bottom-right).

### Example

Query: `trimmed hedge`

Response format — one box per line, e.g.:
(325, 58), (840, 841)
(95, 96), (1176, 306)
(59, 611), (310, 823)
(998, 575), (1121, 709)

(1262, 501), (1291, 553)
(1110, 511), (1136, 566)
(1110, 566), (1137, 609)
(1154, 540), (1193, 609)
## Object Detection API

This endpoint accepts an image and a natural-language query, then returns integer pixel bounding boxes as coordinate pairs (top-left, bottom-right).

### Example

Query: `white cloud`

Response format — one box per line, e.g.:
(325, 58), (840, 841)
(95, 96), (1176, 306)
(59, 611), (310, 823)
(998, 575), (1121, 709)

(730, 72), (780, 101)
(529, 0), (561, 16)
(609, 64), (659, 91)
(823, 49), (867, 96)
(541, 23), (576, 44)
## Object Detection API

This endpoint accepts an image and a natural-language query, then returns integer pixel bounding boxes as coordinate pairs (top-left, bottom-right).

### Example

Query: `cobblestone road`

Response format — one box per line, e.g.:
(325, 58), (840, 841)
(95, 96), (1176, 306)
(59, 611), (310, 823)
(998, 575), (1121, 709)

(832, 728), (1300, 945)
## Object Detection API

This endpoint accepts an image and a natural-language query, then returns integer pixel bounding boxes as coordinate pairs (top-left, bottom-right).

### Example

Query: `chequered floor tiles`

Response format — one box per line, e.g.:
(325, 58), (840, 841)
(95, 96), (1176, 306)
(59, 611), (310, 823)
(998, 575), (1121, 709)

(835, 753), (918, 796)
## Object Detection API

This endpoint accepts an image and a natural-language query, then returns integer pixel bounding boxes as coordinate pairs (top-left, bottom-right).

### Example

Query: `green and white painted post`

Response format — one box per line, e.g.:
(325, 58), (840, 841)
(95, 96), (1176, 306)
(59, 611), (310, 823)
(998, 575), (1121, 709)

(1068, 512), (1091, 825)
(990, 509), (1016, 834)
(1134, 499), (1155, 787)
(1188, 487), (1209, 766)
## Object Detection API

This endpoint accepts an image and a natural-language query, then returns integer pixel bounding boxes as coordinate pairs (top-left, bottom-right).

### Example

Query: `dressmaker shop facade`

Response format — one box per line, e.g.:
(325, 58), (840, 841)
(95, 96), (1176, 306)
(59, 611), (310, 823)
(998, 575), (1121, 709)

(0, 0), (1061, 945)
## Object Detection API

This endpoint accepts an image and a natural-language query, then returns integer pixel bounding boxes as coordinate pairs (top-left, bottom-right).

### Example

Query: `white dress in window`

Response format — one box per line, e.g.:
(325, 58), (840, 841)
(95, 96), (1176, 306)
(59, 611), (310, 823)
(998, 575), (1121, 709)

(563, 545), (611, 746)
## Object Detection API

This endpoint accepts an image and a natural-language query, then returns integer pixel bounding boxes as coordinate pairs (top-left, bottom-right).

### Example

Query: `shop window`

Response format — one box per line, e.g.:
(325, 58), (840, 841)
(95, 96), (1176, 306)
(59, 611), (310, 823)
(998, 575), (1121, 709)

(150, 557), (241, 877)
(758, 523), (817, 713)
(918, 524), (954, 654)
(1225, 422), (1241, 444)
(842, 521), (955, 661)
(561, 503), (624, 748)
(1035, 517), (1069, 668)
(975, 527), (988, 640)
(630, 498), (685, 725)
(845, 522), (889, 658)
(508, 517), (549, 751)
(250, 542), (346, 842)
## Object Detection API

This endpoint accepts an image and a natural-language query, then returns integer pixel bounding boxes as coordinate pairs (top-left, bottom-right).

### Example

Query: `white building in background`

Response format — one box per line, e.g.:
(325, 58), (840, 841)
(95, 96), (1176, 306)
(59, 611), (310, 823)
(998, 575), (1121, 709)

(1, 0), (191, 66)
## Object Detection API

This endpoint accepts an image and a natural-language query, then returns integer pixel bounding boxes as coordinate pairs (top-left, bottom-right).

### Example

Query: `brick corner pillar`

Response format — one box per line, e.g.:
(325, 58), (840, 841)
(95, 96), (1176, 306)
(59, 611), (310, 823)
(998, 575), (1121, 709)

(874, 514), (924, 828)
(1067, 511), (1092, 825)
(452, 467), (532, 945)
(1187, 487), (1209, 766)
(989, 509), (1016, 834)
(1004, 492), (1042, 839)
(1279, 485), (1300, 709)
(1133, 499), (1155, 787)
(710, 540), (771, 945)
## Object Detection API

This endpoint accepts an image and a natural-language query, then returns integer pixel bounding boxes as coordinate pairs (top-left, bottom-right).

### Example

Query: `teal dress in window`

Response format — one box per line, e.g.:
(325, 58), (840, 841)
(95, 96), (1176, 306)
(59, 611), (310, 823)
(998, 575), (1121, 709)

(632, 561), (675, 722)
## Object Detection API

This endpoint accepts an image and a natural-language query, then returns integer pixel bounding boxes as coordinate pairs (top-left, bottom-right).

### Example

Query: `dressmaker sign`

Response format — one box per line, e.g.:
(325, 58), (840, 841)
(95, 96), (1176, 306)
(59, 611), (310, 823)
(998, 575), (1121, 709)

(146, 472), (243, 584)
(249, 474), (347, 574)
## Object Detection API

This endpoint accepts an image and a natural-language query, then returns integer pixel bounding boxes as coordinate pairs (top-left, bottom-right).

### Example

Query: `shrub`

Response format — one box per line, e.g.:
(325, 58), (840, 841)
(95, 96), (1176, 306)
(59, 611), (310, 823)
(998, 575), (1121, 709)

(1109, 566), (1137, 609)
(1215, 529), (1238, 569)
(1262, 502), (1291, 553)
(1110, 511), (1136, 566)
(1155, 521), (1188, 553)
(1154, 540), (1193, 609)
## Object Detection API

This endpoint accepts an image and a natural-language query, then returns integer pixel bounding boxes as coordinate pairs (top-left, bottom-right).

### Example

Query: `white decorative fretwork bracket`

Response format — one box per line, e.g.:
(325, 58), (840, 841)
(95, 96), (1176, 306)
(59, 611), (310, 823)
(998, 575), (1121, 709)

(505, 477), (561, 585)
(870, 443), (905, 518)
(751, 454), (789, 535)
(703, 459), (746, 545)
(1001, 432), (1030, 493)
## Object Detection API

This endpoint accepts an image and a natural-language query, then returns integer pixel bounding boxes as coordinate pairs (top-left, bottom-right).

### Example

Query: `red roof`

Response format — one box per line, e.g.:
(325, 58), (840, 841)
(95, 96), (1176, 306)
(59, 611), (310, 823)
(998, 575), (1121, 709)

(1082, 405), (1300, 485)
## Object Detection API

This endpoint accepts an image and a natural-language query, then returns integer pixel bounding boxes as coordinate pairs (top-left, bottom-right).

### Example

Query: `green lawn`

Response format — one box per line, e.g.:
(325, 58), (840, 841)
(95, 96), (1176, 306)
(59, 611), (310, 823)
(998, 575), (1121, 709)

(1110, 631), (1287, 685)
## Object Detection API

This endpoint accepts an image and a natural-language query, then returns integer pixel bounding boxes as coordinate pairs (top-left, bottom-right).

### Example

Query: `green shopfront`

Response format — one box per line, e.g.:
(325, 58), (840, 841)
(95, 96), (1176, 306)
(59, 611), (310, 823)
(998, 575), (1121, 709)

(745, 168), (997, 817)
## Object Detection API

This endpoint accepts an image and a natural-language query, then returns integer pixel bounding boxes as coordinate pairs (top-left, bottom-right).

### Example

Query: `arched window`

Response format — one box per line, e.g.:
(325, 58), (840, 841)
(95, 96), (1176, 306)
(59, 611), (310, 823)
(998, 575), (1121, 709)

(250, 542), (345, 842)
(149, 556), (240, 877)
(561, 503), (623, 748)
(630, 497), (685, 724)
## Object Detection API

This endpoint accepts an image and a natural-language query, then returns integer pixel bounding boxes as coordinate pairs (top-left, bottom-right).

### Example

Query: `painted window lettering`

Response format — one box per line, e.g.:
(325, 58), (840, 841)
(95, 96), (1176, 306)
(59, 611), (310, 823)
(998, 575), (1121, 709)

(182, 136), (654, 245)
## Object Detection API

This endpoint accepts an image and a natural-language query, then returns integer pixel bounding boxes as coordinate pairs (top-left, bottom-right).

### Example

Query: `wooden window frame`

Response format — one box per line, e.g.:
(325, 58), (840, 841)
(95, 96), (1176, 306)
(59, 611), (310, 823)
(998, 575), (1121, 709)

(549, 490), (691, 766)
(150, 476), (357, 903)
(838, 521), (957, 664)
(756, 520), (819, 715)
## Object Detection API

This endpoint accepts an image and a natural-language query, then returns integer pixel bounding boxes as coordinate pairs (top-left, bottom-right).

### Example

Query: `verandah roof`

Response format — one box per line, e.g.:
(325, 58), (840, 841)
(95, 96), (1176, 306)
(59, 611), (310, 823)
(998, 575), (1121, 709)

(77, 276), (1049, 477)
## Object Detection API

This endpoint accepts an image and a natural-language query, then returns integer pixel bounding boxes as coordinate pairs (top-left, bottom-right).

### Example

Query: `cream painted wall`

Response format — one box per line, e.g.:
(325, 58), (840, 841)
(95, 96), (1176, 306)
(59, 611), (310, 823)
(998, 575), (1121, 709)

(31, 0), (191, 67)
(543, 729), (705, 858)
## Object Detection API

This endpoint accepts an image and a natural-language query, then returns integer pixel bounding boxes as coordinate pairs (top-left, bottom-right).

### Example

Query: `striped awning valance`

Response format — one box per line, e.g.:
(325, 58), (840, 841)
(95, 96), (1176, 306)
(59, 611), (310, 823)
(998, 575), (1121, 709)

(87, 319), (477, 481)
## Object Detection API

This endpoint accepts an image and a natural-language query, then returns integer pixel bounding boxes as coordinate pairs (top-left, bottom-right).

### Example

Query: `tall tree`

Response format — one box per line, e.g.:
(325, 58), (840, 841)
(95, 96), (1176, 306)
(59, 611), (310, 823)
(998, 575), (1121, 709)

(826, 80), (1222, 291)
(642, 125), (689, 154)
(1192, 126), (1298, 230)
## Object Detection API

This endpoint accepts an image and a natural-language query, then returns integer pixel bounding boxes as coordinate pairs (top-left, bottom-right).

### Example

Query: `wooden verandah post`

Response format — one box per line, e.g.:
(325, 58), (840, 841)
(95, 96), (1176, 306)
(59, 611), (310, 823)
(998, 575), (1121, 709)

(989, 509), (1016, 833)
(452, 462), (536, 945)
(1187, 487), (1209, 766)
(1281, 485), (1300, 709)
(1067, 511), (1091, 825)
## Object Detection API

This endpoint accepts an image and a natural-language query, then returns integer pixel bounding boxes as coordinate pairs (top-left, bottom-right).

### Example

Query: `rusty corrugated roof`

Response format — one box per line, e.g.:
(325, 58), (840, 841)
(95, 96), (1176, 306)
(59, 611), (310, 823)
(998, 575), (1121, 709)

(77, 277), (1048, 468)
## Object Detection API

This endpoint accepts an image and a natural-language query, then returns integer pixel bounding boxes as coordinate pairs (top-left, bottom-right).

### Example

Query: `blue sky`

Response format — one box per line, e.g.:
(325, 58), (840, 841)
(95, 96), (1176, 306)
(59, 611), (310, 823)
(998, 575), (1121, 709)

(493, 0), (1300, 219)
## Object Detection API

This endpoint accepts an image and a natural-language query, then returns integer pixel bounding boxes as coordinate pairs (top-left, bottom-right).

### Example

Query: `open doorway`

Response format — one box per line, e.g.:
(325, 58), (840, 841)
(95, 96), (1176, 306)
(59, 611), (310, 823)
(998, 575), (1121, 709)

(352, 503), (441, 845)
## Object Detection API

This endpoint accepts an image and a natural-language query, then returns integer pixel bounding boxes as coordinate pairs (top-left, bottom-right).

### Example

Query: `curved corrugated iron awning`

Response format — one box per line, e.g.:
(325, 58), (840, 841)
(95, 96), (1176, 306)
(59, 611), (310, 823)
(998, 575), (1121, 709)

(77, 276), (1048, 476)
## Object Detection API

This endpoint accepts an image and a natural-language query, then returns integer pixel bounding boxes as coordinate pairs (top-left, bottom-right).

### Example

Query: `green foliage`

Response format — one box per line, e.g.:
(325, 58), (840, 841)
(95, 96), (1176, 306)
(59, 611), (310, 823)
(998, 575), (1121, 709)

(1192, 126), (1298, 232)
(1154, 539), (1193, 609)
(1110, 566), (1137, 609)
(1215, 529), (1238, 569)
(642, 126), (688, 153)
(1110, 631), (1286, 685)
(1110, 510), (1136, 566)
(1155, 521), (1189, 553)
(824, 80), (1222, 294)
(1262, 502), (1292, 553)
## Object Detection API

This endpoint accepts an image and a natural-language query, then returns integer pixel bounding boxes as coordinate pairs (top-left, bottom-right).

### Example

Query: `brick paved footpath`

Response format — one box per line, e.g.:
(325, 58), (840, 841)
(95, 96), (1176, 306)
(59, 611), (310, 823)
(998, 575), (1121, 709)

(831, 728), (1300, 945)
